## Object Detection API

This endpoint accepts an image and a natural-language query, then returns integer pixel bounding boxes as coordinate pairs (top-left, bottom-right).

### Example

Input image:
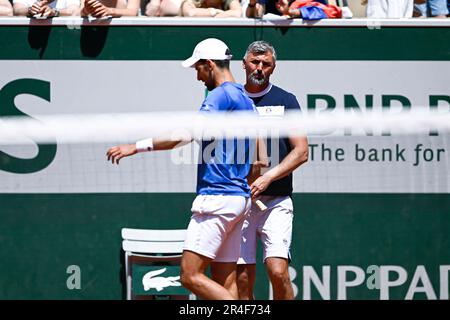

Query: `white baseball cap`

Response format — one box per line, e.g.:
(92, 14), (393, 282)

(181, 38), (233, 68)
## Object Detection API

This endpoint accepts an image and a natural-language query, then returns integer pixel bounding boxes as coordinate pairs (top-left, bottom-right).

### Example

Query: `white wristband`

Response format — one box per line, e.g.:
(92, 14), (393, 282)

(136, 138), (154, 153)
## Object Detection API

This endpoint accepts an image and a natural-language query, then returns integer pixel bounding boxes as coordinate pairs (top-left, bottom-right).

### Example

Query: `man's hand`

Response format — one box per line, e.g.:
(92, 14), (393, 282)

(84, 0), (112, 18)
(28, 1), (56, 17)
(28, 1), (43, 16)
(250, 173), (273, 200)
(107, 144), (137, 165)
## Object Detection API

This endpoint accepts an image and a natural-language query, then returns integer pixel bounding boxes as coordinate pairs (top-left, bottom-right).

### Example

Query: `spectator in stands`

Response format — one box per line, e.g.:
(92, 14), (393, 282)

(180, 0), (242, 17)
(145, 0), (182, 16)
(246, 0), (352, 19)
(0, 0), (13, 16)
(13, 0), (80, 17)
(364, 0), (416, 18)
(81, 0), (139, 18)
(273, 0), (343, 19)
(245, 0), (265, 18)
(414, 0), (448, 18)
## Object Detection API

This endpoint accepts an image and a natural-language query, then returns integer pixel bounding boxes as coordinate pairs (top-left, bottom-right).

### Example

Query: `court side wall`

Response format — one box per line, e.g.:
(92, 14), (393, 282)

(0, 19), (449, 299)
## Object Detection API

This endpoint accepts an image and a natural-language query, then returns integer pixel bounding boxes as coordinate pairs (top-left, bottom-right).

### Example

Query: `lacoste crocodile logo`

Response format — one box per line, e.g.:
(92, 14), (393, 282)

(142, 267), (181, 292)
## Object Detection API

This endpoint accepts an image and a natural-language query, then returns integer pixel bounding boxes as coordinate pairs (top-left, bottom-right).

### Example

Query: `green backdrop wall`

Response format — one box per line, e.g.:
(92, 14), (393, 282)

(0, 19), (449, 299)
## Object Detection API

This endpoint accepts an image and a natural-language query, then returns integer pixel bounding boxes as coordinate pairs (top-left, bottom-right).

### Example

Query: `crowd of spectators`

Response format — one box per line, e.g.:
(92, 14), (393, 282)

(0, 0), (448, 19)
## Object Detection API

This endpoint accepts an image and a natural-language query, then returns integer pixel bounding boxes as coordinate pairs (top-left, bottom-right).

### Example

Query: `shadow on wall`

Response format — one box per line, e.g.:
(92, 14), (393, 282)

(27, 20), (53, 58)
(80, 21), (111, 58)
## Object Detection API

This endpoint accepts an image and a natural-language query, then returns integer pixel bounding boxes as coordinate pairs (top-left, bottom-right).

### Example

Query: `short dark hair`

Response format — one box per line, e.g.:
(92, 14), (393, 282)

(198, 59), (230, 69)
(244, 41), (277, 62)
(198, 48), (232, 69)
(212, 59), (230, 69)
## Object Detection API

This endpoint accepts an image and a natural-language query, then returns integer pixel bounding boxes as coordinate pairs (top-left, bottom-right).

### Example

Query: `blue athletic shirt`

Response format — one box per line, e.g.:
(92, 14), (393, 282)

(197, 82), (256, 197)
(245, 83), (301, 196)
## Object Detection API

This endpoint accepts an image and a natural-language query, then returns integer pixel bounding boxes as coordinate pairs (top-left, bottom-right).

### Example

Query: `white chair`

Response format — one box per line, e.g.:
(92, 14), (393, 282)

(121, 228), (194, 300)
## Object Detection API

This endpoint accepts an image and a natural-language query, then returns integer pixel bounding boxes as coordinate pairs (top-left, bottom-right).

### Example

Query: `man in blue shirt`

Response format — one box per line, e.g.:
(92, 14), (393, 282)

(237, 41), (309, 300)
(107, 38), (255, 300)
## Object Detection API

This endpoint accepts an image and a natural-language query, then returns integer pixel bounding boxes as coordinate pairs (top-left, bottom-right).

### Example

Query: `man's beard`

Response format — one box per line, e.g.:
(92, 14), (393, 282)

(248, 72), (266, 86)
(205, 82), (215, 91)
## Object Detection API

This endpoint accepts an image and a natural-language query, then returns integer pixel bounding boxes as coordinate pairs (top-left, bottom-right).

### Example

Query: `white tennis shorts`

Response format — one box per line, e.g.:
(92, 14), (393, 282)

(237, 195), (293, 264)
(183, 195), (251, 263)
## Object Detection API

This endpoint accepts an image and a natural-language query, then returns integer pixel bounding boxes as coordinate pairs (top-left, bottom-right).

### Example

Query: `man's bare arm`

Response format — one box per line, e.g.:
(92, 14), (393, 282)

(181, 1), (224, 17)
(0, 0), (13, 16)
(250, 135), (308, 198)
(247, 138), (270, 185)
(107, 138), (192, 165)
(106, 0), (139, 17)
(13, 3), (29, 16)
(215, 0), (242, 18)
(266, 135), (308, 181)
(152, 138), (191, 151)
(82, 0), (139, 17)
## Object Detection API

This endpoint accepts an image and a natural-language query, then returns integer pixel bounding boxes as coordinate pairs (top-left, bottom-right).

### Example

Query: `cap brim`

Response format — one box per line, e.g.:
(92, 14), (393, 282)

(181, 56), (199, 68)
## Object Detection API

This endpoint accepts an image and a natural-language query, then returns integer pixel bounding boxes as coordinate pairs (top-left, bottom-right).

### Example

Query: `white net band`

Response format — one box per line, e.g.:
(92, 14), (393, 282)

(0, 109), (449, 145)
